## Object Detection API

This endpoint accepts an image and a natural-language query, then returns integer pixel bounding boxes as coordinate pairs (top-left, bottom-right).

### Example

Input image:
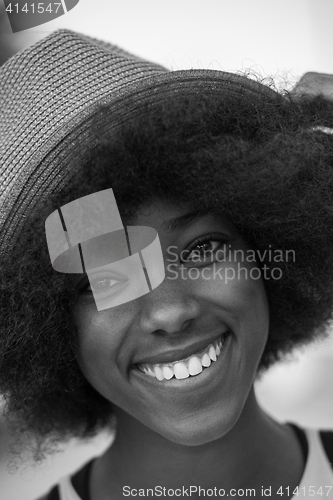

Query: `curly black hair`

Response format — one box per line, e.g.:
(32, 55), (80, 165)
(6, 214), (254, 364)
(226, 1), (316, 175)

(1, 75), (333, 460)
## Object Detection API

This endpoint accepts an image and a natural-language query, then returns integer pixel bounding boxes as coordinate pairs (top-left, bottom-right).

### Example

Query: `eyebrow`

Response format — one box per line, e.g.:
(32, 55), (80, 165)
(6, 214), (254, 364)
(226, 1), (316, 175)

(160, 210), (207, 233)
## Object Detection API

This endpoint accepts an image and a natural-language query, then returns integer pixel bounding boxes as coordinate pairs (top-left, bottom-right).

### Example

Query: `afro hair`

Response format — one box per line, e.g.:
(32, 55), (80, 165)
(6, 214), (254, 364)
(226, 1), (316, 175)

(1, 76), (333, 459)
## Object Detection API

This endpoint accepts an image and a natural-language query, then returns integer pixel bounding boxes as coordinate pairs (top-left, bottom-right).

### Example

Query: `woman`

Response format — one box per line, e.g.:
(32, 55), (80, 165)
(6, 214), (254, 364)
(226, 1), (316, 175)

(0, 30), (333, 500)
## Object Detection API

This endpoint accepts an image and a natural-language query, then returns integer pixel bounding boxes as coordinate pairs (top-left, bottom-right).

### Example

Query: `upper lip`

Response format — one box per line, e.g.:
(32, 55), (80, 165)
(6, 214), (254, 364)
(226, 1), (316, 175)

(133, 331), (229, 366)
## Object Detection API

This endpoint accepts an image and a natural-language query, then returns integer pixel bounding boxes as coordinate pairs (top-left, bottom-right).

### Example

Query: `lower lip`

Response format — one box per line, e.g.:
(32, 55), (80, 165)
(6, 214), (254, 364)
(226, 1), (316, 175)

(130, 332), (232, 393)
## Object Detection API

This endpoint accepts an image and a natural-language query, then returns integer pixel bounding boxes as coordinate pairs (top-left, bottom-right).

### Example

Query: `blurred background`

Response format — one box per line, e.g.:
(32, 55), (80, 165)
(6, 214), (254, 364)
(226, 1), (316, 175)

(1, 0), (333, 499)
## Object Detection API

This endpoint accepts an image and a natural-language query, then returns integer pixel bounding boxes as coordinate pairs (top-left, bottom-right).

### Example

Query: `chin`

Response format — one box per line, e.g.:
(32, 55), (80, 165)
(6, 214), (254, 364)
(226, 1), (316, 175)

(151, 406), (240, 447)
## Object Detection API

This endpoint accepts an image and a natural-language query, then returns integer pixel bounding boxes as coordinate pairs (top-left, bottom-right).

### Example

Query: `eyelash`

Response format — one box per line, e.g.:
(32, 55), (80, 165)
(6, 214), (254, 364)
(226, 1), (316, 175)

(181, 233), (229, 264)
(80, 276), (124, 295)
(80, 233), (229, 294)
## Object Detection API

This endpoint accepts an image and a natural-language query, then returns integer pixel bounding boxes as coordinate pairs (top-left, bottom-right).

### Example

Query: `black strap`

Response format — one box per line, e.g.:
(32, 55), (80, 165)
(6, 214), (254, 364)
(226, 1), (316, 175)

(71, 459), (94, 500)
(289, 423), (333, 470)
(320, 430), (333, 467)
(40, 459), (94, 500)
(288, 422), (309, 463)
(38, 484), (60, 500)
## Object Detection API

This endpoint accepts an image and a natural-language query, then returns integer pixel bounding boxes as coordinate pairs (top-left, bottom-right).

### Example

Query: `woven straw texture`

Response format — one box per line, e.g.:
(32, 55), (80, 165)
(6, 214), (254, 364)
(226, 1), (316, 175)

(0, 29), (281, 263)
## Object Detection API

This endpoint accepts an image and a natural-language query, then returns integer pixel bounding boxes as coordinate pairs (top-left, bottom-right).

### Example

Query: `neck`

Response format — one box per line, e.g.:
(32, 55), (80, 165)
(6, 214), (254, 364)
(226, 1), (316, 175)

(94, 387), (304, 494)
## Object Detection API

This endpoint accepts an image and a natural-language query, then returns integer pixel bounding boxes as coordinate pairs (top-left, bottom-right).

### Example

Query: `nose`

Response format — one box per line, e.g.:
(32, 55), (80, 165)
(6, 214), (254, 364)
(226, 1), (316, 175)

(138, 278), (201, 336)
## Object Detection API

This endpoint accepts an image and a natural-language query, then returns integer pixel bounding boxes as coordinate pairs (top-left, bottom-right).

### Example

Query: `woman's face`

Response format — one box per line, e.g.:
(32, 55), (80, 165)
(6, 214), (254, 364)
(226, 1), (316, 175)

(73, 200), (269, 445)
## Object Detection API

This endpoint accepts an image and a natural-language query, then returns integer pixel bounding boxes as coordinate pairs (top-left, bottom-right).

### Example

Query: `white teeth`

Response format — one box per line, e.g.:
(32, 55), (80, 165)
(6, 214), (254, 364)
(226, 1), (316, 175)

(162, 366), (174, 380)
(188, 356), (203, 375)
(174, 362), (190, 379)
(137, 333), (228, 381)
(154, 366), (164, 381)
(140, 365), (157, 377)
(208, 345), (217, 362)
(201, 353), (211, 367)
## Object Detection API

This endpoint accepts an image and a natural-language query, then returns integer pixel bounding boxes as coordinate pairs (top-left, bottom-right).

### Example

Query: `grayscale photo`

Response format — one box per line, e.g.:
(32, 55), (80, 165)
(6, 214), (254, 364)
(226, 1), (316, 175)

(0, 1), (333, 499)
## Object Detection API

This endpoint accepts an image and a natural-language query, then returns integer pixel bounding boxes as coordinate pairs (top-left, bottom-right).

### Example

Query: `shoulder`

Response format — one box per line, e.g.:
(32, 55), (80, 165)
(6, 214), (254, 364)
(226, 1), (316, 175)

(319, 428), (333, 465)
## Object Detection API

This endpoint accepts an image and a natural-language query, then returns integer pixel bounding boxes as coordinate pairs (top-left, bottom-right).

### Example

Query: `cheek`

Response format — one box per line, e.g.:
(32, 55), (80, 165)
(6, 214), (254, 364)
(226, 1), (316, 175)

(76, 333), (135, 412)
(227, 268), (269, 329)
(191, 260), (268, 314)
(190, 261), (269, 351)
(224, 266), (270, 373)
(73, 305), (127, 397)
(76, 330), (114, 396)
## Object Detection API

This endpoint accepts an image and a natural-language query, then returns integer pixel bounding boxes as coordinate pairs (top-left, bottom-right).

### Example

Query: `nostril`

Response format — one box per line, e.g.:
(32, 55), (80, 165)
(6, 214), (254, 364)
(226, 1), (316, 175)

(139, 298), (201, 336)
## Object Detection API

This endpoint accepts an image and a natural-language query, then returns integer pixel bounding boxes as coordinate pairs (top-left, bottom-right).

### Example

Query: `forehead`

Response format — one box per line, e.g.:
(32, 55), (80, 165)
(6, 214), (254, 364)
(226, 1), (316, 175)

(128, 200), (233, 235)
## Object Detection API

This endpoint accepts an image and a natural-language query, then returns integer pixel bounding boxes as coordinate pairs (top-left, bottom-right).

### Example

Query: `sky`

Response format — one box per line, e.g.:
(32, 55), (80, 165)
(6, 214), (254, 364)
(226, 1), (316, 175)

(5, 0), (333, 87)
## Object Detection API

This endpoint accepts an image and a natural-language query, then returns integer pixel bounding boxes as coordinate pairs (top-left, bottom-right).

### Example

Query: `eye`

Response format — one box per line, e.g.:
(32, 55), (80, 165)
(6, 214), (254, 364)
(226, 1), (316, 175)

(87, 278), (119, 292)
(83, 276), (126, 295)
(181, 233), (229, 264)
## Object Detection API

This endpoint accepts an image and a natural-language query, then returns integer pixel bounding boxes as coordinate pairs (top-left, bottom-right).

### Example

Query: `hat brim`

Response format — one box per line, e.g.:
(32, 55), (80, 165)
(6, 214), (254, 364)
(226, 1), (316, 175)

(0, 51), (283, 262)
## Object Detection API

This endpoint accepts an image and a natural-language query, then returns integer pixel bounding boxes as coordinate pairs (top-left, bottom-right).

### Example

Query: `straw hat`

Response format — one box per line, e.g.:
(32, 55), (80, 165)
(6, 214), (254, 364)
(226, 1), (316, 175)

(0, 29), (282, 263)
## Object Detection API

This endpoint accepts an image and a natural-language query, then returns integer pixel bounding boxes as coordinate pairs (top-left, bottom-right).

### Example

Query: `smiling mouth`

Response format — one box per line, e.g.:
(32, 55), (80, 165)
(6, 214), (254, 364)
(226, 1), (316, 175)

(134, 332), (229, 381)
